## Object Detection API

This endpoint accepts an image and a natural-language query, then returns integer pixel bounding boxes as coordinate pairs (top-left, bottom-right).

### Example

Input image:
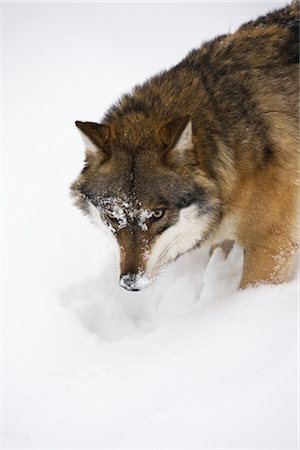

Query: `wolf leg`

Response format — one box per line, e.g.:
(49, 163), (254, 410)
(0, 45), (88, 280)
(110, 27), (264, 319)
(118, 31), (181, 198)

(239, 227), (298, 288)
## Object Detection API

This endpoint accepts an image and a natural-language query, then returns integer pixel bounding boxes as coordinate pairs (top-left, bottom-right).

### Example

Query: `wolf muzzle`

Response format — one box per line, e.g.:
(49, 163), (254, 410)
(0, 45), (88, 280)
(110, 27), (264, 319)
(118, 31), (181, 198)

(119, 272), (152, 291)
(119, 273), (142, 291)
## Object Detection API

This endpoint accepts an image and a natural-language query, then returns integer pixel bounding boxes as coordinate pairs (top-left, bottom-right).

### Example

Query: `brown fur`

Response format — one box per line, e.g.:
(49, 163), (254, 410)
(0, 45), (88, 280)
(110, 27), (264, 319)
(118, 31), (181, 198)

(71, 2), (299, 289)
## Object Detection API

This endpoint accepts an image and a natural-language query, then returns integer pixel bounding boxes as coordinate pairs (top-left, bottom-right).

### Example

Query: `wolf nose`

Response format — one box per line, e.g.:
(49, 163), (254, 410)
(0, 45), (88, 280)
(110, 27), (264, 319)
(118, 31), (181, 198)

(119, 273), (141, 291)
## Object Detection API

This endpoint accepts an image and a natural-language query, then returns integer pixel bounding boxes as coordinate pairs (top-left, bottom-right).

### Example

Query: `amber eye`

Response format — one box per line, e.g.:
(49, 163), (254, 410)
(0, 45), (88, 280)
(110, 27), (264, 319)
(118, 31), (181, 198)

(153, 209), (165, 219)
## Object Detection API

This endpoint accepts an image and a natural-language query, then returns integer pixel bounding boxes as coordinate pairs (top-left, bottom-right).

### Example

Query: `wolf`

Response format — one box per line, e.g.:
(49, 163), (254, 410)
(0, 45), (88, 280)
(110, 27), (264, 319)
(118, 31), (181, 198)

(71, 2), (299, 291)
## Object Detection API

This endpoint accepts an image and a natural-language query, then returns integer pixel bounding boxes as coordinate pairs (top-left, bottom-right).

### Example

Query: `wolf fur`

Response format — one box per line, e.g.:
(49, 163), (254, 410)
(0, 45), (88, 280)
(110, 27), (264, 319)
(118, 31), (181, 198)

(71, 2), (299, 291)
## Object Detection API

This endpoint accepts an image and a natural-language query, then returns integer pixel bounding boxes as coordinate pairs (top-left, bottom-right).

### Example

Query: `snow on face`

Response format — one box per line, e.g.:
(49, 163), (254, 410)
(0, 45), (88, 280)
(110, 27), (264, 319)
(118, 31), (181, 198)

(95, 195), (157, 232)
(119, 270), (152, 291)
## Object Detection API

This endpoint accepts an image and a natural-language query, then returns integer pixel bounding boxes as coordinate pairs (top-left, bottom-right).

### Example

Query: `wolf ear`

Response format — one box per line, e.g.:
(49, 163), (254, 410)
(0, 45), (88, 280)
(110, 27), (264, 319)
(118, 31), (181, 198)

(75, 121), (112, 160)
(159, 116), (193, 164)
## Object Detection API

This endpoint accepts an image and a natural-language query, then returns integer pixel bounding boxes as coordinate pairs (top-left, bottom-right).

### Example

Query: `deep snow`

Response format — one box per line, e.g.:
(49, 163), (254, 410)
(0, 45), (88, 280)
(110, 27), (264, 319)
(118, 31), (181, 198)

(2, 2), (298, 448)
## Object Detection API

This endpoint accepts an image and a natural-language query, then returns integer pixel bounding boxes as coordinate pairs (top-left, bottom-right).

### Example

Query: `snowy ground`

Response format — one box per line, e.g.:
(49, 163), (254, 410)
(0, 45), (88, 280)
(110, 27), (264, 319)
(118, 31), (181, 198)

(2, 2), (298, 449)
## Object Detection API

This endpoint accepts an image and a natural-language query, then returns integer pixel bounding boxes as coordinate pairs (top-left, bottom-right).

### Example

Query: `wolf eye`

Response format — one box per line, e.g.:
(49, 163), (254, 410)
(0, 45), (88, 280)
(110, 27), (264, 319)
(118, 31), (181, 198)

(153, 209), (164, 219)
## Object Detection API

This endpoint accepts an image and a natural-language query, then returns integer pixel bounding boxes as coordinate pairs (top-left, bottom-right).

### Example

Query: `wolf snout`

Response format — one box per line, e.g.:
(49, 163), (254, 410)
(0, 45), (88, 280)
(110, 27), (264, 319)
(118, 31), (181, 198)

(119, 272), (152, 292)
(119, 273), (141, 291)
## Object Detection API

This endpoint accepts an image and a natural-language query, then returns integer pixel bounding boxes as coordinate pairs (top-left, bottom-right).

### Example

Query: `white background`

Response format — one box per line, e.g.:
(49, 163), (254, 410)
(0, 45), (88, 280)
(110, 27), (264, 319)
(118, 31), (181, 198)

(2, 2), (298, 449)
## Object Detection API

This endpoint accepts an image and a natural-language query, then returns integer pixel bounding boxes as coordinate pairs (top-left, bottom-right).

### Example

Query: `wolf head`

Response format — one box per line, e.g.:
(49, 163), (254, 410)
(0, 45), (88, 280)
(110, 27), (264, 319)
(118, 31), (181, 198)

(71, 114), (222, 291)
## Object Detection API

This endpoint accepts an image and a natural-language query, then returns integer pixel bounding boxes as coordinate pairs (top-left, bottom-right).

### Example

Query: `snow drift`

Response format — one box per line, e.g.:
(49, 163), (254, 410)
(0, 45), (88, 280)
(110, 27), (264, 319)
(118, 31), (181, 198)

(4, 242), (298, 448)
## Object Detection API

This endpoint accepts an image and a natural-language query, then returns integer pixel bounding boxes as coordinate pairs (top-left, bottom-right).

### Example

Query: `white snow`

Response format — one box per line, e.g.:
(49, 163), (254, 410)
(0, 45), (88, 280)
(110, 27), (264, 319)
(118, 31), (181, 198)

(84, 194), (158, 232)
(3, 2), (297, 449)
(102, 196), (130, 230)
(99, 196), (157, 232)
